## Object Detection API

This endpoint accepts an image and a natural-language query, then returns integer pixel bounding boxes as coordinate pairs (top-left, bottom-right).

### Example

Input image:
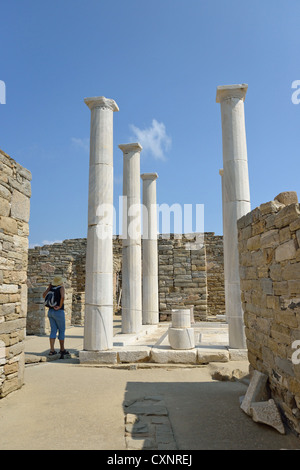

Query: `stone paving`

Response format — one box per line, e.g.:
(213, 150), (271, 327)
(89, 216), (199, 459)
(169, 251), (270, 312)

(124, 395), (177, 450)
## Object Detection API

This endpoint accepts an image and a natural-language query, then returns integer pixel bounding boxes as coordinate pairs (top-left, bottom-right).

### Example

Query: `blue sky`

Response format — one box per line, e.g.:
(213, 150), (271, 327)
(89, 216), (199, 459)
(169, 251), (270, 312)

(1, 0), (300, 247)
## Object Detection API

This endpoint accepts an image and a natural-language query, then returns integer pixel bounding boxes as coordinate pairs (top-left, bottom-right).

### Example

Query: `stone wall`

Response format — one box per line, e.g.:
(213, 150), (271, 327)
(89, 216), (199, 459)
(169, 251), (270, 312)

(205, 233), (225, 317)
(158, 234), (207, 321)
(238, 191), (300, 434)
(27, 239), (85, 334)
(27, 233), (225, 334)
(27, 237), (123, 335)
(0, 149), (31, 398)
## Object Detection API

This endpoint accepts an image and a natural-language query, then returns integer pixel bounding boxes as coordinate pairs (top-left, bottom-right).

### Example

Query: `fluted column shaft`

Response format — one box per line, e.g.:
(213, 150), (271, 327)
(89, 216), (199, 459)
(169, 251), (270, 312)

(141, 173), (159, 325)
(83, 96), (118, 351)
(216, 84), (250, 349)
(120, 143), (142, 334)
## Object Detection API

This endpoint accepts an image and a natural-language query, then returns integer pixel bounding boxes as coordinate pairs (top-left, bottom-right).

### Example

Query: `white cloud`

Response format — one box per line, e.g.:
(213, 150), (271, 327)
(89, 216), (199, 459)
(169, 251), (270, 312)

(71, 137), (89, 153)
(129, 119), (171, 160)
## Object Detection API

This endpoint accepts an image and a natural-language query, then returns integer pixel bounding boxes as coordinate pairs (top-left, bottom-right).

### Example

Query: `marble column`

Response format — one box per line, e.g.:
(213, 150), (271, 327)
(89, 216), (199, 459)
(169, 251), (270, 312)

(119, 143), (142, 334)
(219, 168), (228, 322)
(83, 96), (119, 351)
(216, 84), (251, 349)
(141, 173), (159, 325)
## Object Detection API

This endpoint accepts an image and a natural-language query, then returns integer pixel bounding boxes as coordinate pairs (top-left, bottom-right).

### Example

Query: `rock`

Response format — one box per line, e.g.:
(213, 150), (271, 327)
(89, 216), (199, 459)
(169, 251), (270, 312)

(275, 239), (296, 262)
(250, 399), (285, 434)
(274, 191), (298, 206)
(240, 370), (269, 416)
(125, 413), (138, 424)
(25, 354), (46, 364)
(211, 368), (233, 381)
(210, 366), (246, 382)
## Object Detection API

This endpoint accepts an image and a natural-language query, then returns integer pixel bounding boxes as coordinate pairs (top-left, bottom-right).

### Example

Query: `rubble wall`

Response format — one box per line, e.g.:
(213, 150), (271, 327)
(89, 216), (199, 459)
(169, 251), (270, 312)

(0, 149), (31, 398)
(238, 191), (300, 433)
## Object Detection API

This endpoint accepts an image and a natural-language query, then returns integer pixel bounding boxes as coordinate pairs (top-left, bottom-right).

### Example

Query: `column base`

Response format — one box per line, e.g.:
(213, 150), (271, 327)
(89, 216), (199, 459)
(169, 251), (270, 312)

(168, 327), (195, 350)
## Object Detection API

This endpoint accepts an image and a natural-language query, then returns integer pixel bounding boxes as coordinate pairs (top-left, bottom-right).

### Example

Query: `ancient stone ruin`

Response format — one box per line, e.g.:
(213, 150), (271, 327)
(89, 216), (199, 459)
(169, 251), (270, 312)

(1, 84), (300, 438)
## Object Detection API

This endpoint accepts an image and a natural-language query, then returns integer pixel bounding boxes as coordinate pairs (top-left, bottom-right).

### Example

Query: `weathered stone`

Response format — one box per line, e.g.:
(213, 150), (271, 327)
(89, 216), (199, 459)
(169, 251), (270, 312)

(151, 348), (197, 364)
(0, 151), (30, 399)
(78, 350), (118, 364)
(260, 230), (279, 249)
(274, 191), (298, 206)
(250, 399), (285, 434)
(240, 370), (269, 416)
(275, 240), (296, 262)
(198, 347), (229, 364)
(260, 200), (284, 215)
(274, 204), (300, 229)
(10, 189), (30, 222)
(246, 235), (261, 251)
(282, 262), (300, 280)
(118, 348), (150, 363)
(0, 216), (18, 235)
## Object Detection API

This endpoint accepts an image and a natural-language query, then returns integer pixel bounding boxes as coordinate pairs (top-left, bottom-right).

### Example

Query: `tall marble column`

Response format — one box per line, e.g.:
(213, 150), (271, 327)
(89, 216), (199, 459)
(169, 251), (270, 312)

(119, 143), (142, 334)
(141, 173), (159, 325)
(219, 168), (229, 322)
(216, 84), (251, 349)
(83, 96), (119, 351)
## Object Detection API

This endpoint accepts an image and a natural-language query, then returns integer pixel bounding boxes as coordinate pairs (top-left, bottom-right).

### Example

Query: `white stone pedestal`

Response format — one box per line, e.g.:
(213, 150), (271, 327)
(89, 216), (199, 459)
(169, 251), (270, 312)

(168, 308), (195, 350)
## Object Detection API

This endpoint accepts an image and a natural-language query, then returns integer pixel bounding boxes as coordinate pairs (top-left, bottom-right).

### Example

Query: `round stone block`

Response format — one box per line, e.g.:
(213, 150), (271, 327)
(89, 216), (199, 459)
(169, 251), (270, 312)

(171, 309), (191, 328)
(168, 327), (195, 350)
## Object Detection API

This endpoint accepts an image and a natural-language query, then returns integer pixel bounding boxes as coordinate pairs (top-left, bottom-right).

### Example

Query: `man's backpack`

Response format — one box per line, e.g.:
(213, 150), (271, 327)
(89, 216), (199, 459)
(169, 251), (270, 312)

(44, 286), (61, 308)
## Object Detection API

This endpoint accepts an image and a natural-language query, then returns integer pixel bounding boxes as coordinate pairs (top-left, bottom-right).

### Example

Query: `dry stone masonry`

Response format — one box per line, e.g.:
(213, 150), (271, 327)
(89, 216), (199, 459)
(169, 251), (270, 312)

(204, 233), (225, 317)
(27, 238), (86, 334)
(158, 234), (208, 321)
(0, 149), (31, 398)
(238, 191), (300, 434)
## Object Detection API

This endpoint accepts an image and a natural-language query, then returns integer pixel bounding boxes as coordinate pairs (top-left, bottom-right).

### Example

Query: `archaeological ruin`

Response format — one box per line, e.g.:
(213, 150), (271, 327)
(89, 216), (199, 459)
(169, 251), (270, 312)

(1, 84), (300, 437)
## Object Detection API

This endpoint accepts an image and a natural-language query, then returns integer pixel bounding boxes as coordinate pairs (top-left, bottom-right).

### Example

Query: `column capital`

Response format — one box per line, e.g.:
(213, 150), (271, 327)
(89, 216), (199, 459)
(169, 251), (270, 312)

(216, 84), (248, 103)
(84, 96), (119, 112)
(119, 142), (142, 154)
(141, 173), (158, 181)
